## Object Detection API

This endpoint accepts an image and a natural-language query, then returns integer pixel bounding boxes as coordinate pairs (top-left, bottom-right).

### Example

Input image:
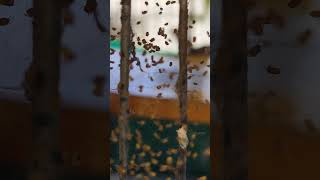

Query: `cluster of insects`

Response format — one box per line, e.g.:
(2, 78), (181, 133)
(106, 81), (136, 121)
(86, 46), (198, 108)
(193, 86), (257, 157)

(110, 0), (211, 179)
(247, 0), (320, 75)
(110, 118), (209, 179)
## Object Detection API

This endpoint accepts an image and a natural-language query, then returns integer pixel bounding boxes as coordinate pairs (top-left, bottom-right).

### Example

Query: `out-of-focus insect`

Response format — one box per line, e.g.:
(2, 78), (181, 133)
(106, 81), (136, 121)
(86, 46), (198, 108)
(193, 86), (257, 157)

(61, 46), (76, 62)
(0, 0), (14, 6)
(142, 10), (148, 14)
(84, 0), (97, 14)
(248, 16), (265, 35)
(265, 8), (285, 29)
(296, 29), (312, 45)
(193, 36), (196, 43)
(310, 10), (320, 17)
(197, 176), (207, 180)
(266, 65), (280, 75)
(25, 8), (34, 17)
(248, 44), (261, 57)
(202, 71), (208, 76)
(110, 48), (115, 55)
(63, 8), (74, 25)
(0, 17), (10, 26)
(138, 85), (144, 92)
(288, 0), (303, 8)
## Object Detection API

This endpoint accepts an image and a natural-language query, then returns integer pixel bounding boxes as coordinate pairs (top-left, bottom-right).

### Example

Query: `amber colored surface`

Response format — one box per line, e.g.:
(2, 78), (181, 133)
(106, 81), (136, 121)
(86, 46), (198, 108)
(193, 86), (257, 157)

(1, 95), (320, 179)
(110, 93), (210, 124)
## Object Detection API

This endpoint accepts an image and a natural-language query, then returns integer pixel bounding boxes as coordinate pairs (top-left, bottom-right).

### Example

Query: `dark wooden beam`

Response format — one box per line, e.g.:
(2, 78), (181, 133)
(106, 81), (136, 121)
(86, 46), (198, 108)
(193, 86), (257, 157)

(213, 0), (248, 179)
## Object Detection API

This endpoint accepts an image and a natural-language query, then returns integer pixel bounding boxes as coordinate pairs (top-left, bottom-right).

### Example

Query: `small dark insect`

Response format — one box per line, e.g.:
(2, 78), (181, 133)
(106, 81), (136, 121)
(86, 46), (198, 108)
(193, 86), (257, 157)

(200, 60), (205, 64)
(203, 71), (208, 76)
(142, 11), (148, 14)
(192, 20), (196, 24)
(112, 27), (117, 31)
(110, 35), (116, 41)
(171, 1), (176, 4)
(266, 65), (280, 75)
(296, 29), (312, 45)
(145, 1), (148, 6)
(154, 46), (160, 51)
(63, 8), (74, 25)
(207, 31), (210, 37)
(310, 10), (320, 18)
(156, 2), (160, 6)
(110, 48), (115, 55)
(166, 1), (170, 5)
(188, 75), (192, 79)
(174, 29), (178, 34)
(159, 12), (163, 15)
(142, 39), (147, 44)
(189, 25), (193, 29)
(160, 7), (163, 11)
(288, 0), (303, 8)
(248, 16), (265, 35)
(192, 36), (196, 43)
(165, 41), (169, 45)
(25, 8), (34, 17)
(169, 72), (177, 80)
(146, 32), (149, 36)
(193, 82), (198, 85)
(150, 38), (155, 42)
(142, 50), (147, 56)
(136, 21), (141, 25)
(0, 17), (10, 26)
(84, 0), (97, 14)
(265, 9), (285, 29)
(61, 47), (76, 62)
(157, 93), (162, 98)
(150, 76), (154, 81)
(138, 85), (144, 92)
(158, 27), (165, 36)
(164, 22), (168, 26)
(169, 62), (173, 66)
(248, 45), (261, 57)
(0, 0), (14, 6)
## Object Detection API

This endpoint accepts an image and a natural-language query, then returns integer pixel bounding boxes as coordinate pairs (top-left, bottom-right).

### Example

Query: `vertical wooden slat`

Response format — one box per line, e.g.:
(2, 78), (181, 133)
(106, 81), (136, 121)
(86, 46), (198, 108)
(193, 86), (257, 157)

(176, 0), (188, 180)
(28, 0), (63, 179)
(215, 0), (248, 179)
(118, 0), (132, 179)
